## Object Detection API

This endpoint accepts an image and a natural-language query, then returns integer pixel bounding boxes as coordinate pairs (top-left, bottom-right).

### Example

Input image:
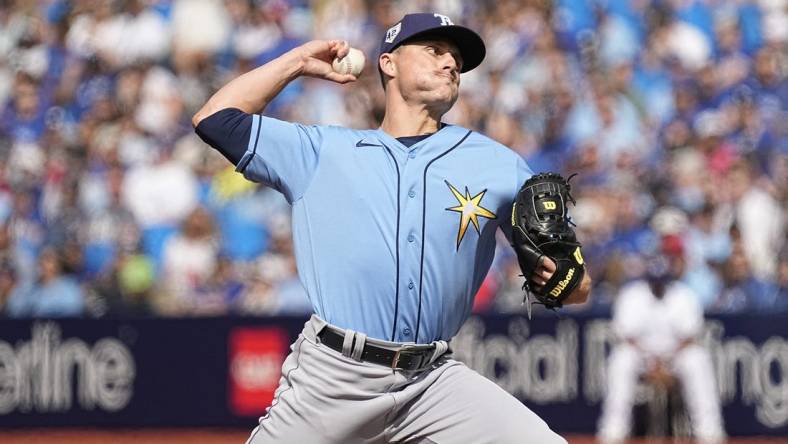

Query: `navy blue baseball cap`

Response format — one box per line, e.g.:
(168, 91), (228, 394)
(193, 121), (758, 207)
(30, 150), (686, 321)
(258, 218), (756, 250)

(379, 13), (486, 73)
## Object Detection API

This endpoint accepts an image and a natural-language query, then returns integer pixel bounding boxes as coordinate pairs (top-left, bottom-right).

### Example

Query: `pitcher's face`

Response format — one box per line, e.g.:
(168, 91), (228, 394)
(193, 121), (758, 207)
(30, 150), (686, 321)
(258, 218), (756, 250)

(387, 37), (463, 110)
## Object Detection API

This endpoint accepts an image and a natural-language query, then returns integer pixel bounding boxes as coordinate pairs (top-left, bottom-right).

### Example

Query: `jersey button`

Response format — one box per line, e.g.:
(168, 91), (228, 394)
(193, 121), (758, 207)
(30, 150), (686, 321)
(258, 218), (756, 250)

(408, 152), (416, 159)
(408, 190), (415, 198)
(408, 281), (414, 290)
(402, 328), (412, 336)
(407, 234), (415, 243)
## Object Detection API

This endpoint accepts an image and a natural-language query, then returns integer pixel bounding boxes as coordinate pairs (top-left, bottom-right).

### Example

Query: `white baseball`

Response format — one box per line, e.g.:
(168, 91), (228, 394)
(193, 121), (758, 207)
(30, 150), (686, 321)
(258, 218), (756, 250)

(332, 47), (365, 77)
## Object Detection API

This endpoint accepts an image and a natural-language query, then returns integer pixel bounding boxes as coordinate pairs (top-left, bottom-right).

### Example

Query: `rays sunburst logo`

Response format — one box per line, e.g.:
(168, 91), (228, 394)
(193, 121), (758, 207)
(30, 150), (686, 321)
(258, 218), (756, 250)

(444, 181), (497, 250)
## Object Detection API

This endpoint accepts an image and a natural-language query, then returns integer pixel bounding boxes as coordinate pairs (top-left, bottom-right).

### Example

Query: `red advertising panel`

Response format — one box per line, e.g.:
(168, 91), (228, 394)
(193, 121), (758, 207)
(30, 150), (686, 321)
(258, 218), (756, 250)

(228, 327), (289, 416)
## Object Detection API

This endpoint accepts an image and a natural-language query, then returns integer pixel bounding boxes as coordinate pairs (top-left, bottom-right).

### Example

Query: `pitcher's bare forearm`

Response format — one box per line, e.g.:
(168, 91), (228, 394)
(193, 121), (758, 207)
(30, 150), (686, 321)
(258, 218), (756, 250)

(192, 51), (304, 126)
(565, 272), (591, 305)
(192, 40), (354, 127)
(192, 40), (355, 166)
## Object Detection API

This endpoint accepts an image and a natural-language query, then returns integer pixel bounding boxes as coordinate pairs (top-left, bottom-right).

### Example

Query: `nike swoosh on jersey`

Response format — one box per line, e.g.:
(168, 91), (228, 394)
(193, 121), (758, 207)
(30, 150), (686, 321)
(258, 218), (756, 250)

(356, 139), (380, 148)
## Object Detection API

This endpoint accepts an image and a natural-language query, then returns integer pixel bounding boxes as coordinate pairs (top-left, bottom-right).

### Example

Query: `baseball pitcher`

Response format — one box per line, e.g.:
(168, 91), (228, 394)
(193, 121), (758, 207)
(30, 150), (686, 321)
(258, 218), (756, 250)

(193, 13), (591, 444)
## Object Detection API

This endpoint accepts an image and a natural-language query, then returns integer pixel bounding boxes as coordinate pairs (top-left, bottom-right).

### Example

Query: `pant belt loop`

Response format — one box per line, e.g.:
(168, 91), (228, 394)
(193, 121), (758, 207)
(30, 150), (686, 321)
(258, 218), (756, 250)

(341, 329), (356, 358)
(310, 315), (328, 341)
(351, 332), (367, 361)
(428, 340), (449, 365)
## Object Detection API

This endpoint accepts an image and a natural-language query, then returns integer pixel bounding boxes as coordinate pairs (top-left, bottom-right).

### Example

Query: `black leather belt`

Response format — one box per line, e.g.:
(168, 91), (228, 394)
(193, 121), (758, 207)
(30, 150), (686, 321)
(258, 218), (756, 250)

(317, 327), (438, 371)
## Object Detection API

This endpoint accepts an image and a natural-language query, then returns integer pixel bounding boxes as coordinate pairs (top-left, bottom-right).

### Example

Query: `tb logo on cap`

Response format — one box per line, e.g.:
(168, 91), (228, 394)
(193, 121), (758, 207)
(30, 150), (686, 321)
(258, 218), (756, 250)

(434, 13), (453, 26)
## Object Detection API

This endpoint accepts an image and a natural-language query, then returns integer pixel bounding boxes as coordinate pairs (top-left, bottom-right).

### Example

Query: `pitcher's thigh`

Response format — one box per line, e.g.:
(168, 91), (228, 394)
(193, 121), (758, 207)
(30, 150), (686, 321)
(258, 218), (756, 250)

(390, 363), (566, 444)
(247, 337), (393, 444)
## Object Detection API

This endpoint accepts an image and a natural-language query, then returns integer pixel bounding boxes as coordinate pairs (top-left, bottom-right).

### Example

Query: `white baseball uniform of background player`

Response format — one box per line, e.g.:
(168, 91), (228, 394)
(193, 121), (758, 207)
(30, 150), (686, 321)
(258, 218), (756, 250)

(597, 274), (726, 444)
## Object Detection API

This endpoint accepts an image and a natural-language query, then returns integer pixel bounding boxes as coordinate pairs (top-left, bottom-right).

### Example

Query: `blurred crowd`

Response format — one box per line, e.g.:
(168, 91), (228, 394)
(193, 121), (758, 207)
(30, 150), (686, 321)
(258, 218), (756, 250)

(0, 0), (785, 318)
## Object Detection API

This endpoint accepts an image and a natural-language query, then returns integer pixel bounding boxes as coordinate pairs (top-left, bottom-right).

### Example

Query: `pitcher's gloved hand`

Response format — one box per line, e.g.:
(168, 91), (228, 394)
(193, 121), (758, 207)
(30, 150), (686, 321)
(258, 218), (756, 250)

(511, 172), (586, 310)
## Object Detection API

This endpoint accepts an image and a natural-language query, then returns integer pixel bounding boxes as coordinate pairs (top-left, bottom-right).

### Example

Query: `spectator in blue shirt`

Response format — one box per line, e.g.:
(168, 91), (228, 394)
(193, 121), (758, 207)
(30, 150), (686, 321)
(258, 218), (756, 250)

(714, 238), (778, 313)
(6, 247), (85, 317)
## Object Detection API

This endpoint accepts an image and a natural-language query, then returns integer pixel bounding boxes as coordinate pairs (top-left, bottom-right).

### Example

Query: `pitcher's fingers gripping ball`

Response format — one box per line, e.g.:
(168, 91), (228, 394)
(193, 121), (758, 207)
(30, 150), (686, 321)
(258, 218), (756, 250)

(332, 46), (365, 77)
(511, 172), (586, 312)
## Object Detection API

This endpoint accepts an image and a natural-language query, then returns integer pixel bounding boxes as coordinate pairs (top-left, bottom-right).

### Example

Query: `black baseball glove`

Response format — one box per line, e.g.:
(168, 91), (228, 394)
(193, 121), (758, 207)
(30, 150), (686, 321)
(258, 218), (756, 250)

(511, 172), (586, 312)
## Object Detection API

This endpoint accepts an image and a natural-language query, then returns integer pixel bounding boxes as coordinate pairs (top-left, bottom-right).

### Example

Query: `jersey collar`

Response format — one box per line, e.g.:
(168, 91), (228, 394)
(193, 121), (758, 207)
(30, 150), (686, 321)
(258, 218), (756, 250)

(371, 124), (467, 154)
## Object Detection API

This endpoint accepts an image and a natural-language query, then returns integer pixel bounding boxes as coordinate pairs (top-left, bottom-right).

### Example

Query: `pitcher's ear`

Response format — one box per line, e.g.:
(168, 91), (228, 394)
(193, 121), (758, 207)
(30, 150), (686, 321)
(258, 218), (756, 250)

(379, 53), (397, 78)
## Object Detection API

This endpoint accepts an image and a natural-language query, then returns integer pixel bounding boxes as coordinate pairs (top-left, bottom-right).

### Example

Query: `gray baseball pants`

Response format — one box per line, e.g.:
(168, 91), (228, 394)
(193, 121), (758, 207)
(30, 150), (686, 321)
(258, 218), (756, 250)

(245, 315), (566, 444)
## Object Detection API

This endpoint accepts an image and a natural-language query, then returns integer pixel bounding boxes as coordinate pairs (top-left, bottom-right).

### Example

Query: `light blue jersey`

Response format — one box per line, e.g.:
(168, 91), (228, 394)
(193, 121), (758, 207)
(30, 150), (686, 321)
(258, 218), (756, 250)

(238, 115), (532, 343)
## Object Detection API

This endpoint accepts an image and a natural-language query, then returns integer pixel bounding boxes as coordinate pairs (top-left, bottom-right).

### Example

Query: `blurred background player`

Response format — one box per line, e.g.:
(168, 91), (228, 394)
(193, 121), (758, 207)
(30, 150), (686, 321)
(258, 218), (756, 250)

(597, 234), (725, 444)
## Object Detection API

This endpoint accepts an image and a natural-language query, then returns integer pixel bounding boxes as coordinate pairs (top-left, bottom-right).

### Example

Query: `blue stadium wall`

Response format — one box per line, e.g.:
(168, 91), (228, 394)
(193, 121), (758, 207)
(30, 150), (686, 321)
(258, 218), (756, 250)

(0, 314), (785, 436)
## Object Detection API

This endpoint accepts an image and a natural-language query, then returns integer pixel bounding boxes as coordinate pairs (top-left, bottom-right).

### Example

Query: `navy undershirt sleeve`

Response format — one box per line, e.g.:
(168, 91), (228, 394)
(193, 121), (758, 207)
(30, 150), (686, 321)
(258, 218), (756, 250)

(194, 108), (253, 166)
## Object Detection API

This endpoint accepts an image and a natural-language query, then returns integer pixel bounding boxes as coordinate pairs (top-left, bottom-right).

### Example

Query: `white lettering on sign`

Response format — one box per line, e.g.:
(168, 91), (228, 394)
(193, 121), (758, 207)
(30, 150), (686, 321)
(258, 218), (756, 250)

(454, 317), (788, 428)
(230, 352), (280, 390)
(0, 322), (135, 414)
(453, 317), (578, 402)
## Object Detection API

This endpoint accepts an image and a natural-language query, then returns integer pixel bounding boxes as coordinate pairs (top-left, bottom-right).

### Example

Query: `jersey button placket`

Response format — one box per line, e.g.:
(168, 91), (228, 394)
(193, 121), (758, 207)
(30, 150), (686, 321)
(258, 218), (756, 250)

(397, 150), (423, 344)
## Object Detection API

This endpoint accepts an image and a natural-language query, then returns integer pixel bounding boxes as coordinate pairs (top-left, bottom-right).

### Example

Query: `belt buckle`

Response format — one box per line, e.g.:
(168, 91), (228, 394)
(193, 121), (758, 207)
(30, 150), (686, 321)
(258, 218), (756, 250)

(391, 345), (416, 370)
(391, 348), (402, 369)
(391, 345), (427, 370)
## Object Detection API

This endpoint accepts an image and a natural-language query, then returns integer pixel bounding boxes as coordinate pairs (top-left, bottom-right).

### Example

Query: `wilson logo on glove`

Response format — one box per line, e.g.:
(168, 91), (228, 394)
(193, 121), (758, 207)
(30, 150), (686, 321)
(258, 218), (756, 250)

(549, 267), (575, 298)
(573, 247), (584, 265)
